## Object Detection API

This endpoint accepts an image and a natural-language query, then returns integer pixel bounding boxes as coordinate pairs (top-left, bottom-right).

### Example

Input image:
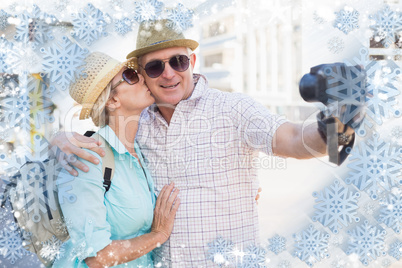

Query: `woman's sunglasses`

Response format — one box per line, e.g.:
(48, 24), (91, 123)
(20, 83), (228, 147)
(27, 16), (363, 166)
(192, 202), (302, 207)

(112, 69), (140, 90)
(141, 55), (191, 78)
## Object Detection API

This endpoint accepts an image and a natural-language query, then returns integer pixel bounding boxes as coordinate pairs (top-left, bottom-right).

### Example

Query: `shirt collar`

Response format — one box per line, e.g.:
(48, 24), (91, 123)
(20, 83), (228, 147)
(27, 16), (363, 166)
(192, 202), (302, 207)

(97, 125), (129, 155)
(185, 73), (207, 102)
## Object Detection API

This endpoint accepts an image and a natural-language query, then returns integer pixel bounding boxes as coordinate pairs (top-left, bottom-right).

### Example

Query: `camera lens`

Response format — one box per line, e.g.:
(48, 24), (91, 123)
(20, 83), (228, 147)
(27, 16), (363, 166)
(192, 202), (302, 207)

(299, 74), (323, 102)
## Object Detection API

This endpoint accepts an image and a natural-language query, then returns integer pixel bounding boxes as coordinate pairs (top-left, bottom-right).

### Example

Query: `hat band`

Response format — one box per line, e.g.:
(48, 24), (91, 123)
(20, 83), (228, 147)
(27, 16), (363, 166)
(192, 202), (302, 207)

(149, 39), (171, 46)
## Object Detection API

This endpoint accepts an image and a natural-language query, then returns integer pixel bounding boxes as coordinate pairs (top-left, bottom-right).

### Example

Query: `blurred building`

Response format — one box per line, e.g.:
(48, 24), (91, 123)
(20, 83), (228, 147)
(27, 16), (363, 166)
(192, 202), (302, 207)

(194, 0), (314, 121)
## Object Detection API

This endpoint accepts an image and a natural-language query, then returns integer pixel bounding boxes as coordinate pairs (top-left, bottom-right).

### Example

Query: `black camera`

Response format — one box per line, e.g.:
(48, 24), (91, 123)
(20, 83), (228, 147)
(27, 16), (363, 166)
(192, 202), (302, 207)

(299, 63), (367, 165)
(299, 62), (366, 128)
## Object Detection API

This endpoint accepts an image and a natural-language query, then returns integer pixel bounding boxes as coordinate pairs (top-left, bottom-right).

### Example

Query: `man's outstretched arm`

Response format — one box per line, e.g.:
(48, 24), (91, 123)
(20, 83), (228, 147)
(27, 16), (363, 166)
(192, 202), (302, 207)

(272, 120), (354, 160)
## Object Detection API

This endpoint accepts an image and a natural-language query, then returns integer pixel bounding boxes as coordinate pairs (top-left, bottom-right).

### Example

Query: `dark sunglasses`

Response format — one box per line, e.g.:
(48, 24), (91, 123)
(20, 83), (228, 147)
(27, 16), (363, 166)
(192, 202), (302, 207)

(112, 68), (140, 90)
(141, 55), (191, 78)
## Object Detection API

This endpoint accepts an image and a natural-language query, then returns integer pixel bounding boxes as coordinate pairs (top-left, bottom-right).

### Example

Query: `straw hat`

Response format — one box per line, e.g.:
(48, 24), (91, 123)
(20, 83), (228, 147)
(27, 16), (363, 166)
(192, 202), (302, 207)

(126, 19), (199, 59)
(69, 52), (136, 120)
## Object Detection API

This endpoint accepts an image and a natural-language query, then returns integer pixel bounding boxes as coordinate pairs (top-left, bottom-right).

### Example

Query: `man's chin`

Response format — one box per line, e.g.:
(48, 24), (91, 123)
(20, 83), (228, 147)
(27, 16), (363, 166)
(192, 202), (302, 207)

(155, 100), (179, 109)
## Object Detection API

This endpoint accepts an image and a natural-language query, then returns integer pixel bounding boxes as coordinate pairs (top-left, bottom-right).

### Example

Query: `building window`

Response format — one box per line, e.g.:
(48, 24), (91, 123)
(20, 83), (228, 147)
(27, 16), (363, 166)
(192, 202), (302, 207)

(204, 53), (223, 68)
(202, 16), (235, 39)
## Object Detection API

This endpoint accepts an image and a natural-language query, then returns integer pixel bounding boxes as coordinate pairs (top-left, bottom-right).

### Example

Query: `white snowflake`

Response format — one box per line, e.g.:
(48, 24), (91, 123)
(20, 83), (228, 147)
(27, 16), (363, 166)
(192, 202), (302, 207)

(19, 227), (32, 249)
(0, 129), (9, 144)
(330, 257), (347, 268)
(207, 236), (234, 266)
(313, 11), (326, 24)
(381, 258), (391, 267)
(27, 74), (56, 129)
(0, 74), (55, 134)
(277, 260), (291, 268)
(329, 235), (344, 247)
(0, 149), (28, 178)
(13, 4), (56, 49)
(346, 220), (386, 265)
(29, 133), (54, 160)
(0, 74), (20, 98)
(364, 65), (401, 127)
(0, 37), (11, 73)
(134, 0), (164, 22)
(0, 88), (31, 135)
(324, 62), (367, 129)
(5, 41), (41, 74)
(41, 36), (88, 91)
(363, 202), (376, 215)
(71, 3), (108, 46)
(48, 142), (77, 170)
(0, 203), (11, 225)
(70, 241), (87, 262)
(8, 3), (17, 13)
(394, 48), (402, 61)
(166, 3), (194, 33)
(370, 5), (402, 48)
(40, 235), (64, 262)
(0, 136), (68, 224)
(312, 180), (360, 234)
(377, 192), (402, 234)
(293, 225), (330, 267)
(0, 224), (28, 264)
(333, 7), (359, 35)
(238, 244), (267, 268)
(54, 0), (70, 12)
(326, 47), (401, 137)
(114, 17), (133, 36)
(391, 125), (402, 139)
(0, 9), (10, 30)
(3, 219), (34, 250)
(345, 132), (402, 200)
(267, 234), (286, 255)
(390, 187), (402, 196)
(56, 168), (78, 205)
(327, 37), (344, 54)
(388, 240), (402, 260)
(109, 0), (124, 10)
(55, 217), (72, 235)
(10, 158), (61, 223)
(0, 123), (7, 144)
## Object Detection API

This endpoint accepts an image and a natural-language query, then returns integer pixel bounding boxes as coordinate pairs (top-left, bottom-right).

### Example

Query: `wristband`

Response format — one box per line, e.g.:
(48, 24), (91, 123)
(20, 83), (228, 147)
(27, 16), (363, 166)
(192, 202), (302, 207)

(316, 112), (354, 146)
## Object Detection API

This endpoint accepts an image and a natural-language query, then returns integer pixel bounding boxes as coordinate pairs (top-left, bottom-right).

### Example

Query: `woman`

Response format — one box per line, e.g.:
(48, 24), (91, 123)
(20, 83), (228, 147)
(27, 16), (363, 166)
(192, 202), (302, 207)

(53, 52), (179, 268)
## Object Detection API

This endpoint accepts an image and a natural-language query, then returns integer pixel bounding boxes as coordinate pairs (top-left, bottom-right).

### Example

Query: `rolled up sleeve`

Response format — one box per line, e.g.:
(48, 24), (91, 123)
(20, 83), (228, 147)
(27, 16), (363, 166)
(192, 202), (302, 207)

(230, 95), (288, 155)
(57, 149), (112, 263)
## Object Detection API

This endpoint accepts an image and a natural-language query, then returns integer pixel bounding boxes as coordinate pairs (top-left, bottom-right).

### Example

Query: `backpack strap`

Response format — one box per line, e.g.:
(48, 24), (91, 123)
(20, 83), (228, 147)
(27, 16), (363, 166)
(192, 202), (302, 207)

(84, 131), (115, 193)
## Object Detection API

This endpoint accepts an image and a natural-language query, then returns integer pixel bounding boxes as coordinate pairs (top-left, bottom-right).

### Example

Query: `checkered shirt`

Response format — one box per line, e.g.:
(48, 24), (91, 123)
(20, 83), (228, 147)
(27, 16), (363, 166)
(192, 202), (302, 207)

(136, 74), (287, 267)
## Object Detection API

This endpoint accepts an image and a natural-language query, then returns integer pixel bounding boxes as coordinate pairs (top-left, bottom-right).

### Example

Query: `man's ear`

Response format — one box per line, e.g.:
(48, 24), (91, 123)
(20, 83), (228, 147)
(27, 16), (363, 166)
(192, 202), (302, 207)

(190, 53), (196, 69)
(106, 94), (121, 111)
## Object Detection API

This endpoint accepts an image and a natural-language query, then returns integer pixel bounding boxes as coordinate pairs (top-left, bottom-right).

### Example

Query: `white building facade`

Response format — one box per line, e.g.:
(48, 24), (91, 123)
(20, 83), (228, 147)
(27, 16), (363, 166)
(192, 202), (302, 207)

(193, 0), (314, 121)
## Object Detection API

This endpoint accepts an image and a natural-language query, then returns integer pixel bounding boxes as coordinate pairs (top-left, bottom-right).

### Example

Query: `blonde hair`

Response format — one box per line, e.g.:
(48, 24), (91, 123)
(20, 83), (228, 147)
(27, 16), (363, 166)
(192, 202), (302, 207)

(90, 82), (116, 127)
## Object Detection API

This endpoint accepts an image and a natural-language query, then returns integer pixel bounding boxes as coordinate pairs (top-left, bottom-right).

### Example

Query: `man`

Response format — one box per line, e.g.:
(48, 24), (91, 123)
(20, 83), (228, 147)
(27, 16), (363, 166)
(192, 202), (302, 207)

(53, 19), (354, 267)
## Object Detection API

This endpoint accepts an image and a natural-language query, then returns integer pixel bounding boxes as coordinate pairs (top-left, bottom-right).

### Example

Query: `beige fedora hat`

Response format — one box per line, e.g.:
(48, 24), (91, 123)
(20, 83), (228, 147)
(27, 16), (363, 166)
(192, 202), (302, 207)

(126, 19), (199, 59)
(69, 52), (136, 120)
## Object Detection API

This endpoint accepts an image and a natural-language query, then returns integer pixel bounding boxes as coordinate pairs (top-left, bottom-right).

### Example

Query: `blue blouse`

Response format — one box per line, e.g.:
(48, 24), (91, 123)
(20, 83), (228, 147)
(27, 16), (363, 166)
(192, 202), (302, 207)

(53, 125), (156, 268)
